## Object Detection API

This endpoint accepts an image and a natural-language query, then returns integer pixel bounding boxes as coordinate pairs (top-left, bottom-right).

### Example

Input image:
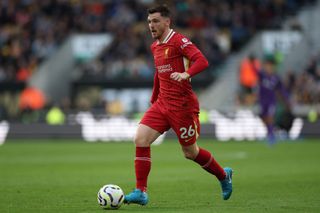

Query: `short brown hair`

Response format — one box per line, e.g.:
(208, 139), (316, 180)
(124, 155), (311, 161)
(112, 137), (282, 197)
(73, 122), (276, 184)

(147, 4), (171, 18)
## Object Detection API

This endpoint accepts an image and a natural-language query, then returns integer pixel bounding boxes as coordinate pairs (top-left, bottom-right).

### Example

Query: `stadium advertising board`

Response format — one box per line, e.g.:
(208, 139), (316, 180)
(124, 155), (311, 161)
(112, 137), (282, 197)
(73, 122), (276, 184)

(0, 121), (9, 145)
(208, 110), (303, 141)
(75, 112), (165, 144)
(2, 110), (319, 143)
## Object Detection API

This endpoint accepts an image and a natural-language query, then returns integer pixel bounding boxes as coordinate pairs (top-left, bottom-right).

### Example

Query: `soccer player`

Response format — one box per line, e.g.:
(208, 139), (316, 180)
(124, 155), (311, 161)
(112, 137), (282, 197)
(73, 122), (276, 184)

(124, 5), (232, 205)
(256, 56), (290, 144)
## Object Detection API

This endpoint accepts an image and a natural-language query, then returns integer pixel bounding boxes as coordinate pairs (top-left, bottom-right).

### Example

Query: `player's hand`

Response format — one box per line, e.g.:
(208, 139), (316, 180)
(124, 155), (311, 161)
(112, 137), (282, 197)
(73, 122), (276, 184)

(170, 72), (190, 82)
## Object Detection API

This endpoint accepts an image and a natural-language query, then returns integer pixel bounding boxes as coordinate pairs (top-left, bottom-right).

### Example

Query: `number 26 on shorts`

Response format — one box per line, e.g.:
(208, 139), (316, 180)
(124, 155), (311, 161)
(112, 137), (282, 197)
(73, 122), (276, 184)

(179, 125), (195, 139)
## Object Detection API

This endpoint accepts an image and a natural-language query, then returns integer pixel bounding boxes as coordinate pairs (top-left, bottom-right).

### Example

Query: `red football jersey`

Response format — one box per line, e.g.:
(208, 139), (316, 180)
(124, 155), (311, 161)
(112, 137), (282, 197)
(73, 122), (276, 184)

(150, 29), (208, 113)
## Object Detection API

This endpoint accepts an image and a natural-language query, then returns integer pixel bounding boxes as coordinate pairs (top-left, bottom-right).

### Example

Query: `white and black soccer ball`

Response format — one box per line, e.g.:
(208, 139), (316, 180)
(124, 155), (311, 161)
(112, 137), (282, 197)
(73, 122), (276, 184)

(97, 184), (124, 209)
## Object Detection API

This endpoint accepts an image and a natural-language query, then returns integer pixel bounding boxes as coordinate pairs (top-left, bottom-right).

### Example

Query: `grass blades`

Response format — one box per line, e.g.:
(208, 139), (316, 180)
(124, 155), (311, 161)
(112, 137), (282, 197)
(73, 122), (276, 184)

(0, 139), (319, 212)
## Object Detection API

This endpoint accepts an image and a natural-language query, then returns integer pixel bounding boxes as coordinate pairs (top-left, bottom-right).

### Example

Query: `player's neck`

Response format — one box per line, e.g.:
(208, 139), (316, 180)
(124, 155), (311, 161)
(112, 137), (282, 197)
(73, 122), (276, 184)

(158, 28), (172, 43)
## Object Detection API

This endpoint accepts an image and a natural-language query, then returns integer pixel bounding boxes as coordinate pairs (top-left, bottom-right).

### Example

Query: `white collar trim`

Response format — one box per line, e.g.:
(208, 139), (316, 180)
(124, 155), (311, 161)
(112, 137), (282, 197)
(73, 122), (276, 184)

(159, 29), (175, 44)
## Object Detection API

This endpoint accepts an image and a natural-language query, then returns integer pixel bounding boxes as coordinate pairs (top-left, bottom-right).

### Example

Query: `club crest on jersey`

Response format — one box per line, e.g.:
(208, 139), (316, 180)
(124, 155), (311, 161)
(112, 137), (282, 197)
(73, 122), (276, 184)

(164, 48), (169, 58)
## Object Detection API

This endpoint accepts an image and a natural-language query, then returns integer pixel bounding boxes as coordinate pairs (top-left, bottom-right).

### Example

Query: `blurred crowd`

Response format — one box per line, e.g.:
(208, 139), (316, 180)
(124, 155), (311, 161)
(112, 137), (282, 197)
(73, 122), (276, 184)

(79, 0), (316, 80)
(288, 53), (320, 105)
(0, 0), (317, 122)
(0, 0), (316, 83)
(238, 51), (320, 107)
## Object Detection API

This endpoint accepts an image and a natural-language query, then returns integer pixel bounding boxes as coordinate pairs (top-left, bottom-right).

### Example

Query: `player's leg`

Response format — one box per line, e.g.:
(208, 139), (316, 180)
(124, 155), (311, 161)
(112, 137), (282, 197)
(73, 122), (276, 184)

(181, 143), (233, 200)
(181, 143), (226, 180)
(171, 112), (226, 180)
(264, 115), (276, 144)
(261, 104), (276, 145)
(124, 124), (161, 205)
(134, 124), (161, 192)
(125, 103), (169, 205)
(170, 112), (233, 200)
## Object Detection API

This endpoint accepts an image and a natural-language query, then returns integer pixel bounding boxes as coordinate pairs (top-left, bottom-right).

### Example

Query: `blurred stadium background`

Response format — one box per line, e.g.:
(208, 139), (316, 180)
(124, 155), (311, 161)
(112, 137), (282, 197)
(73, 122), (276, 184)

(1, 0), (320, 142)
(1, 1), (320, 212)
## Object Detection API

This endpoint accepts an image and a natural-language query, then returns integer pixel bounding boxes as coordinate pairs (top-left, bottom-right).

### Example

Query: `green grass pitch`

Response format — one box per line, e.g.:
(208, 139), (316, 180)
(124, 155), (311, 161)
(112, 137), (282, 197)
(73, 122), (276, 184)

(0, 139), (320, 213)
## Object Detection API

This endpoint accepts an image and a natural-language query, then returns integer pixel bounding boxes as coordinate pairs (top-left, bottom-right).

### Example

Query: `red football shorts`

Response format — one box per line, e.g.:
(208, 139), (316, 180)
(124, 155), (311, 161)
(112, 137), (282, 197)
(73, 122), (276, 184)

(140, 101), (200, 146)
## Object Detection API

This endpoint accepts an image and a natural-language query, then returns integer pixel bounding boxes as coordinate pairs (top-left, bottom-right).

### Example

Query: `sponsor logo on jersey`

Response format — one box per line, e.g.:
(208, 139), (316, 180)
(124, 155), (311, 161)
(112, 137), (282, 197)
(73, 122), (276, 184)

(157, 64), (173, 73)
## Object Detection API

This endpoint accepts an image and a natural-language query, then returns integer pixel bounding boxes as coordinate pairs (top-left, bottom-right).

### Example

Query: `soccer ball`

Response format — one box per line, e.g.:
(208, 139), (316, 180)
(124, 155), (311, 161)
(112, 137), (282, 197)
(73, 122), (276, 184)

(97, 184), (124, 209)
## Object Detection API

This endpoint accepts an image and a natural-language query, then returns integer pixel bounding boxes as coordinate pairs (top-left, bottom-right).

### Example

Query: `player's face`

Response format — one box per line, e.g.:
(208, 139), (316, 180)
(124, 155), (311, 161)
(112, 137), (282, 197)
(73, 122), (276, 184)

(147, 12), (170, 40)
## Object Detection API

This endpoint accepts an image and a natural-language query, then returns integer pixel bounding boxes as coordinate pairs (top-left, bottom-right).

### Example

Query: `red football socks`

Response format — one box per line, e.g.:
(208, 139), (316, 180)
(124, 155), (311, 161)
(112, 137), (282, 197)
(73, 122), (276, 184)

(135, 147), (151, 192)
(194, 147), (226, 181)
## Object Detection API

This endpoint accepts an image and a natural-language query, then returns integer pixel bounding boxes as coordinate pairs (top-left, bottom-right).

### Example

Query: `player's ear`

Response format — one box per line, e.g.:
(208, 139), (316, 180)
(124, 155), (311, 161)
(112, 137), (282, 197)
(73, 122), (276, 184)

(165, 17), (171, 27)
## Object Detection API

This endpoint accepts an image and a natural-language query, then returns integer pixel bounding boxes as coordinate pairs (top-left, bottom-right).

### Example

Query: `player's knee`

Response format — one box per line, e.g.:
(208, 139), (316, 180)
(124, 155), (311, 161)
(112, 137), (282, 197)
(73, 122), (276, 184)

(182, 144), (199, 160)
(182, 149), (198, 160)
(134, 137), (150, 147)
(183, 152), (195, 160)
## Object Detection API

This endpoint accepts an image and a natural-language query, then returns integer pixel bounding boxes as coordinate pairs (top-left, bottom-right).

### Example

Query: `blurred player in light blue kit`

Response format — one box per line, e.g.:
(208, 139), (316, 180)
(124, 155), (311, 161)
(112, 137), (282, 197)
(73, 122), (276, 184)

(256, 56), (291, 145)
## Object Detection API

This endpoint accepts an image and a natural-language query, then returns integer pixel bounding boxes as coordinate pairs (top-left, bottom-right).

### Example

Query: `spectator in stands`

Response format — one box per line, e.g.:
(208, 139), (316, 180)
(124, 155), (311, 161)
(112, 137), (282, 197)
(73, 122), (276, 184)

(287, 52), (320, 105)
(239, 54), (261, 105)
(0, 0), (317, 122)
(0, 0), (314, 83)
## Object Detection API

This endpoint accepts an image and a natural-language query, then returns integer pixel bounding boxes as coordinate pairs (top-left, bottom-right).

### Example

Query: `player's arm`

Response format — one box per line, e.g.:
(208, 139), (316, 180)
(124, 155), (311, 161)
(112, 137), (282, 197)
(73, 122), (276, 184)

(150, 44), (159, 104)
(185, 51), (209, 77)
(150, 69), (159, 104)
(170, 36), (209, 82)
